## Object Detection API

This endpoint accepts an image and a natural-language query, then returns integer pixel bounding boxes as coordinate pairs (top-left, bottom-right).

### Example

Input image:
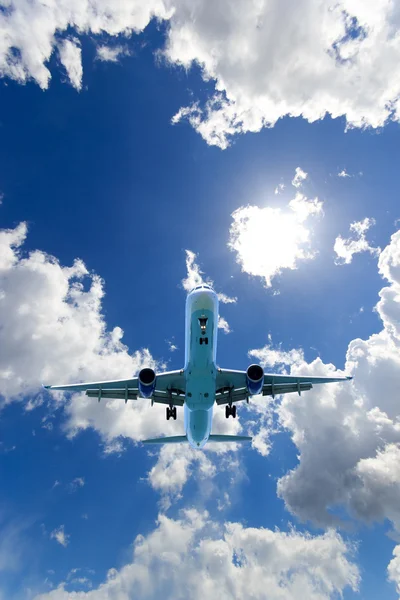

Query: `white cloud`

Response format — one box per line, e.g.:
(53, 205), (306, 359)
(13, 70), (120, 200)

(291, 167), (308, 188)
(96, 45), (129, 63)
(181, 250), (211, 292)
(0, 222), (158, 404)
(34, 509), (359, 600)
(217, 292), (237, 304)
(228, 172), (323, 287)
(50, 525), (69, 548)
(218, 316), (231, 334)
(168, 2), (400, 147)
(58, 39), (83, 91)
(334, 217), (381, 265)
(338, 169), (351, 178)
(1, 1), (399, 145)
(249, 343), (305, 370)
(274, 183), (285, 195)
(0, 1), (172, 90)
(388, 545), (400, 596)
(249, 229), (400, 535)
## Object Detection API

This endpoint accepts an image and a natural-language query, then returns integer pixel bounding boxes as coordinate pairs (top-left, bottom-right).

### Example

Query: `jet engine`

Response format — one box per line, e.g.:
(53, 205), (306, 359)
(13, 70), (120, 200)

(138, 368), (156, 398)
(246, 364), (264, 395)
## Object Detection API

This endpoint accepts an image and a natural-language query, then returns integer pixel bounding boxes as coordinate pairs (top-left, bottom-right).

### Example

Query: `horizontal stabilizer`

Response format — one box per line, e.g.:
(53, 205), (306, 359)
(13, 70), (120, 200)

(142, 435), (188, 445)
(208, 435), (252, 443)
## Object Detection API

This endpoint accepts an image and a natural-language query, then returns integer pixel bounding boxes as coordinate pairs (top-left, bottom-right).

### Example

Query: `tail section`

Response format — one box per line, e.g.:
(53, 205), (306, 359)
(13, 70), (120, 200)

(208, 435), (252, 443)
(142, 435), (188, 445)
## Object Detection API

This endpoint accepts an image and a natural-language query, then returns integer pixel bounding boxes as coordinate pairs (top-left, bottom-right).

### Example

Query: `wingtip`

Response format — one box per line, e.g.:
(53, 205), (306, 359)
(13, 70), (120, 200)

(42, 384), (51, 389)
(346, 376), (353, 380)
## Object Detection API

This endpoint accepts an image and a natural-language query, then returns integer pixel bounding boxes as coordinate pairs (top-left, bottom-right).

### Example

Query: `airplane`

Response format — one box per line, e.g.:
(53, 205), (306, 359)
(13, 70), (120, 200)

(44, 284), (352, 449)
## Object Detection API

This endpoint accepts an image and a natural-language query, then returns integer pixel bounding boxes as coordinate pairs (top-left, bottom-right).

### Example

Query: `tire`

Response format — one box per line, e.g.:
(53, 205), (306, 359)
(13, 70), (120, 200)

(173, 407), (177, 420)
(225, 405), (230, 419)
(166, 407), (170, 420)
(232, 405), (237, 418)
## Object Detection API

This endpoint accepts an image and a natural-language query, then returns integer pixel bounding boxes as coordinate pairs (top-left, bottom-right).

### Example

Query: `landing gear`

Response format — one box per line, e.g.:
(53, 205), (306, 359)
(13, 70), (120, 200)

(166, 406), (177, 421)
(199, 337), (209, 345)
(225, 404), (237, 419)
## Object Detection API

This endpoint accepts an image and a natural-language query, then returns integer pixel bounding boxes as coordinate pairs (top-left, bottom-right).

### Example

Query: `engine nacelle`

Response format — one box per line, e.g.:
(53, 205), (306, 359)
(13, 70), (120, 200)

(246, 364), (264, 396)
(138, 368), (156, 398)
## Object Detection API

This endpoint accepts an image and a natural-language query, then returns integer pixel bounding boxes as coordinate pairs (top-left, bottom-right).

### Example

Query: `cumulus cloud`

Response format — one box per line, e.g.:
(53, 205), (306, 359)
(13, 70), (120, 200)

(228, 171), (323, 287)
(334, 217), (381, 265)
(95, 45), (129, 63)
(34, 509), (359, 600)
(169, 1), (400, 147)
(250, 229), (400, 535)
(0, 1), (172, 89)
(50, 525), (69, 548)
(58, 39), (83, 91)
(1, 1), (399, 145)
(274, 183), (285, 195)
(338, 169), (351, 178)
(0, 222), (158, 404)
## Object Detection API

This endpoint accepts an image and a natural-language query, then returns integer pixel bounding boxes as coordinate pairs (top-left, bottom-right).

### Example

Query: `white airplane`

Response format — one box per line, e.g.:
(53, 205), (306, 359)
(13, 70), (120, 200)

(44, 285), (352, 449)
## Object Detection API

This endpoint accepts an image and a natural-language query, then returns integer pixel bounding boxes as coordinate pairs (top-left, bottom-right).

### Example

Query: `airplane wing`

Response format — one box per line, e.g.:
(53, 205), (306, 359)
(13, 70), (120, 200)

(43, 369), (186, 407)
(215, 368), (352, 405)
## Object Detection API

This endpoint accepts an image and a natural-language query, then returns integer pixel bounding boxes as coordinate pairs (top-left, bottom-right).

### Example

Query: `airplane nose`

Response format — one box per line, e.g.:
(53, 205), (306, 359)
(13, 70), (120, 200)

(191, 290), (216, 311)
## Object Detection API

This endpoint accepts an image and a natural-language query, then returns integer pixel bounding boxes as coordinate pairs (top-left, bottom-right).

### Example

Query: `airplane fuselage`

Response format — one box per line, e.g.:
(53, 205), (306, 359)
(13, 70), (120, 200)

(184, 285), (219, 448)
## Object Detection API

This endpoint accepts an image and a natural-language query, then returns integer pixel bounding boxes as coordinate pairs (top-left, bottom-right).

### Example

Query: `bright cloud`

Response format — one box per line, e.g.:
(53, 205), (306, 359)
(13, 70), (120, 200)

(250, 229), (400, 537)
(249, 342), (305, 370)
(228, 171), (323, 287)
(0, 2), (399, 146)
(58, 39), (83, 91)
(50, 525), (69, 548)
(338, 169), (351, 178)
(218, 316), (231, 334)
(96, 45), (129, 63)
(169, 2), (400, 147)
(0, 222), (158, 403)
(34, 509), (359, 600)
(334, 217), (381, 265)
(291, 167), (308, 188)
(217, 292), (237, 304)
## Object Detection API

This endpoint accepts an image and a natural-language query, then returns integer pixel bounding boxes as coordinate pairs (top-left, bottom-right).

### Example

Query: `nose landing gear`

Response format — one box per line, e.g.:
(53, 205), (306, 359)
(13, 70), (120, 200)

(166, 406), (177, 420)
(225, 404), (237, 419)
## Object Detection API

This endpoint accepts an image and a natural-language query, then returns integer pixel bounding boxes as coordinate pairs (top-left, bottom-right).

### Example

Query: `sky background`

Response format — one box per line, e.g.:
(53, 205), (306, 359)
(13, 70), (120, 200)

(1, 2), (400, 599)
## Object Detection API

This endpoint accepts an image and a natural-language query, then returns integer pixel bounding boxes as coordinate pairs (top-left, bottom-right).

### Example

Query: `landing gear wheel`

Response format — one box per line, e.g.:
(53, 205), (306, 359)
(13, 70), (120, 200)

(172, 407), (177, 420)
(232, 405), (237, 419)
(225, 405), (230, 419)
(166, 407), (171, 420)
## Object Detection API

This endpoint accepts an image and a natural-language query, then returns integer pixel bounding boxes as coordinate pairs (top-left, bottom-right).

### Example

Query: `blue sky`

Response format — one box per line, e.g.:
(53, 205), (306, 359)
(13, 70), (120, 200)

(2, 2), (400, 599)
